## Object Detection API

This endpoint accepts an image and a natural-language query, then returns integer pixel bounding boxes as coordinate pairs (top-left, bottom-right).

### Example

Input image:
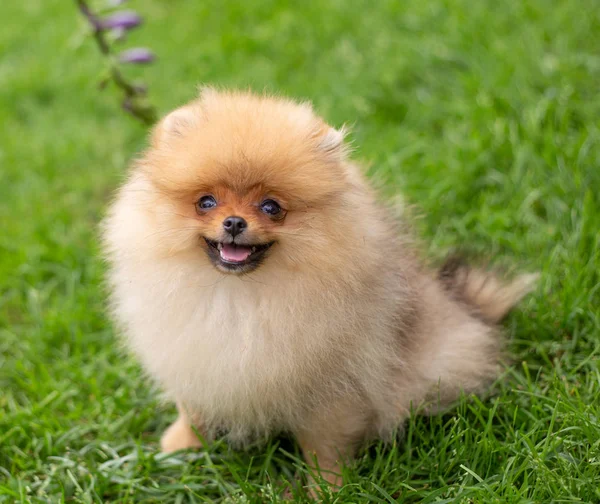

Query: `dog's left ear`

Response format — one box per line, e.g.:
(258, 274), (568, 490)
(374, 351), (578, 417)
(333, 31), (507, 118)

(315, 123), (347, 161)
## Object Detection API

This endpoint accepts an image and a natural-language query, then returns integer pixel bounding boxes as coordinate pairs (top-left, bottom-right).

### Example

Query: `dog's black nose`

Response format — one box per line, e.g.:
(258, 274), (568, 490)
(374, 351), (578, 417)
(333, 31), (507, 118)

(223, 216), (247, 237)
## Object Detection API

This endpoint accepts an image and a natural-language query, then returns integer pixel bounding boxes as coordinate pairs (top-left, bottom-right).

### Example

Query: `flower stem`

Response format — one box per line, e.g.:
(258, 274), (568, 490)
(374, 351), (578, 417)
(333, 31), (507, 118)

(75, 0), (157, 125)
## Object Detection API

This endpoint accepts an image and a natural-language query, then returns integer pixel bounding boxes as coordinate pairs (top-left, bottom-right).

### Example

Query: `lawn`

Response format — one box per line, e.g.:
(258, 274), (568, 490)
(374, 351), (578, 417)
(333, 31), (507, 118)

(1, 0), (599, 502)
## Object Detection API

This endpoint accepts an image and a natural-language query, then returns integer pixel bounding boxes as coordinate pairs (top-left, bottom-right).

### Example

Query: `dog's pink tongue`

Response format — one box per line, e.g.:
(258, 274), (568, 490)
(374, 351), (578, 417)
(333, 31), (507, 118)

(220, 243), (251, 262)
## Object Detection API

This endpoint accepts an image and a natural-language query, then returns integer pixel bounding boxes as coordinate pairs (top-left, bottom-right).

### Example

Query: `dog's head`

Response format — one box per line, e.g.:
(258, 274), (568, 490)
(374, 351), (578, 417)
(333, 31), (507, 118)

(131, 88), (364, 275)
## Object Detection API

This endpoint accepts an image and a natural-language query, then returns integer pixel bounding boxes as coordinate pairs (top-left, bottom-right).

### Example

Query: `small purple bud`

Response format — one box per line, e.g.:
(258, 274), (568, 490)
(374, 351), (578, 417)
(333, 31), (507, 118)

(118, 48), (155, 64)
(107, 0), (128, 6)
(111, 27), (127, 42)
(133, 84), (148, 95)
(122, 97), (134, 113)
(100, 11), (142, 30)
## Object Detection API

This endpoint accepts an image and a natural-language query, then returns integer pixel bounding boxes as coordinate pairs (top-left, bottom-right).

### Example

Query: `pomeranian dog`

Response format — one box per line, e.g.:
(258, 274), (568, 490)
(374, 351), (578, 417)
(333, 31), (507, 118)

(103, 88), (536, 492)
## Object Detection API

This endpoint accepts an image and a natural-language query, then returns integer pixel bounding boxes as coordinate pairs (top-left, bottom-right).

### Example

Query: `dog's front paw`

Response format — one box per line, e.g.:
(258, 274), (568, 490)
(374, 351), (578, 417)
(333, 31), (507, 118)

(160, 417), (203, 453)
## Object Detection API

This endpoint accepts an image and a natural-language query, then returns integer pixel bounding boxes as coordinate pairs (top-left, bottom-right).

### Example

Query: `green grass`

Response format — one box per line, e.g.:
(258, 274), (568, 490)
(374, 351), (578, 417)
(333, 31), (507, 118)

(1, 0), (599, 502)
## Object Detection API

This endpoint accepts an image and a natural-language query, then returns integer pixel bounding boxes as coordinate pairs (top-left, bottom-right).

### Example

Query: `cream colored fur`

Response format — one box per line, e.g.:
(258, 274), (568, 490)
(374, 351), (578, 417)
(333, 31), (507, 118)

(102, 88), (536, 491)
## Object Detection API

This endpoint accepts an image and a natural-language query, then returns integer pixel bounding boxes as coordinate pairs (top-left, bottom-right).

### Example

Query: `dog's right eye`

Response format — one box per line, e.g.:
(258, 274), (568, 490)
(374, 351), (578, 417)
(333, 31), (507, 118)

(196, 195), (217, 211)
(260, 199), (282, 216)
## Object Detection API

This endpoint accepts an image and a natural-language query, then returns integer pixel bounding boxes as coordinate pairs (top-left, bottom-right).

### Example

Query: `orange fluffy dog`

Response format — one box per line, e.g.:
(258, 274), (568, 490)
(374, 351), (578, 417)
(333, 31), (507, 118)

(103, 88), (536, 493)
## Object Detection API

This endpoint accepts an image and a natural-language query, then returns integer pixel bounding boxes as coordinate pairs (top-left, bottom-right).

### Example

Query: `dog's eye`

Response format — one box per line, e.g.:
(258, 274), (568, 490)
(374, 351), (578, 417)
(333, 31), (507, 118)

(260, 199), (281, 216)
(197, 195), (217, 211)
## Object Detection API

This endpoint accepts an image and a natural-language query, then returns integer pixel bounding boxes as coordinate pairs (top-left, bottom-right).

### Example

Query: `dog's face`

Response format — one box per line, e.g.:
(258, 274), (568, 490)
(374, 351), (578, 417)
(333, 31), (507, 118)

(192, 187), (283, 274)
(137, 89), (352, 275)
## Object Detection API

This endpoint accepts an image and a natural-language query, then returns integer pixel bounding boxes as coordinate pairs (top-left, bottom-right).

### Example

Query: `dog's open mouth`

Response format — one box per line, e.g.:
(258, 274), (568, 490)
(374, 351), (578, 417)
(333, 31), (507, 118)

(203, 238), (274, 273)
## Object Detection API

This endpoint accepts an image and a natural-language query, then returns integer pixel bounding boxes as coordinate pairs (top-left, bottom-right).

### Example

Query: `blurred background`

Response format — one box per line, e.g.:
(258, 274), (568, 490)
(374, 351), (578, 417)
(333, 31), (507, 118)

(1, 0), (599, 502)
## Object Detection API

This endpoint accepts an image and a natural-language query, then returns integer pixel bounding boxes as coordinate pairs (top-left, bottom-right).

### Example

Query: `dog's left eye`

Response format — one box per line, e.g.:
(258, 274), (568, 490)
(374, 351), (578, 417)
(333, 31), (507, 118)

(260, 199), (281, 216)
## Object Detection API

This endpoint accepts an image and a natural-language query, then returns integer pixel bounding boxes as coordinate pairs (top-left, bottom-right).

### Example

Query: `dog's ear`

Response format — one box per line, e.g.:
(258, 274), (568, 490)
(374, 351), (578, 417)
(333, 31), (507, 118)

(315, 122), (348, 161)
(151, 103), (200, 147)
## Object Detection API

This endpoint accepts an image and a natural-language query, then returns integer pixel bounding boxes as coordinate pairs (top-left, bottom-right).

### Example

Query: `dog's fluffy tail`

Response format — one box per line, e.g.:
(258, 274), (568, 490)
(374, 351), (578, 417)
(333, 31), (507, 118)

(439, 257), (538, 324)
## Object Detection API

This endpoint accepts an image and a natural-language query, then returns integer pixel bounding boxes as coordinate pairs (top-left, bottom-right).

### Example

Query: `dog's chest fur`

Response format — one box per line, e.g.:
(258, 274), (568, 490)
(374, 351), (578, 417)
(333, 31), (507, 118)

(114, 258), (378, 439)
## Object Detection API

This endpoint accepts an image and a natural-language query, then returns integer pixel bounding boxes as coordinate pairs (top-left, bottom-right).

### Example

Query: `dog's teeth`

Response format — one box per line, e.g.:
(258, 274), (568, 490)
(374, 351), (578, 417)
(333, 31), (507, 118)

(251, 246), (256, 253)
(217, 243), (223, 250)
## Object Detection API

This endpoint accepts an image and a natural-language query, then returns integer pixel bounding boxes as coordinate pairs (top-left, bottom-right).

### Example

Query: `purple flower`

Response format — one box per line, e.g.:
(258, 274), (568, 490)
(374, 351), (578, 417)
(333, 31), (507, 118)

(100, 10), (142, 30)
(133, 84), (148, 95)
(122, 96), (133, 113)
(110, 27), (127, 42)
(118, 47), (155, 64)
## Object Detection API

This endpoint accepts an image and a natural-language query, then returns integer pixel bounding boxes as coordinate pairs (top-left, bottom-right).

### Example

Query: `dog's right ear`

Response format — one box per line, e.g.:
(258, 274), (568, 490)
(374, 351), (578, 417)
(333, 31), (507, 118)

(151, 103), (200, 147)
